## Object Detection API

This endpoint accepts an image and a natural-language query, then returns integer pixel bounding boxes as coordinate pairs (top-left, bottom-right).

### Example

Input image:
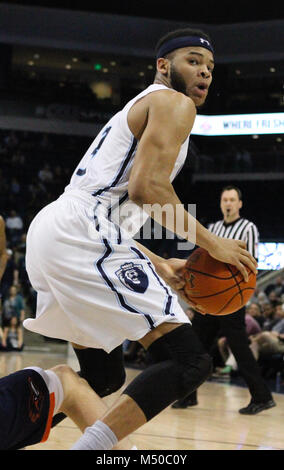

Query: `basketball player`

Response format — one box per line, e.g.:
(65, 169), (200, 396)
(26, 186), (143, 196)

(23, 29), (257, 450)
(0, 364), (136, 450)
(0, 220), (135, 450)
(172, 185), (275, 414)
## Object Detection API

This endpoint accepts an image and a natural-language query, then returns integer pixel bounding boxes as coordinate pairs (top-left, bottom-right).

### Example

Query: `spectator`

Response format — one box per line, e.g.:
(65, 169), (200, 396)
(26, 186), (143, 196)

(268, 290), (281, 307)
(273, 276), (284, 298)
(4, 131), (18, 149)
(250, 303), (284, 360)
(1, 316), (24, 351)
(262, 302), (278, 331)
(10, 178), (21, 196)
(246, 302), (265, 328)
(265, 275), (284, 298)
(5, 210), (24, 246)
(0, 249), (19, 301)
(257, 290), (269, 308)
(38, 163), (53, 184)
(2, 285), (25, 327)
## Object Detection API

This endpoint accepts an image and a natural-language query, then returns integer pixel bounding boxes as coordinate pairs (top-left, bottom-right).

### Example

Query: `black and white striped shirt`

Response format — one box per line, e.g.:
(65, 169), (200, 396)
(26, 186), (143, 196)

(208, 217), (259, 260)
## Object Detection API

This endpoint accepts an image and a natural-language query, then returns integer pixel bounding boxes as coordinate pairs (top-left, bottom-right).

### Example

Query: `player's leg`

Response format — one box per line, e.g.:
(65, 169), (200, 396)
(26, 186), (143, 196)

(71, 321), (212, 450)
(0, 367), (62, 449)
(72, 343), (126, 397)
(0, 365), (134, 450)
(52, 343), (126, 428)
(172, 312), (219, 408)
(51, 364), (134, 450)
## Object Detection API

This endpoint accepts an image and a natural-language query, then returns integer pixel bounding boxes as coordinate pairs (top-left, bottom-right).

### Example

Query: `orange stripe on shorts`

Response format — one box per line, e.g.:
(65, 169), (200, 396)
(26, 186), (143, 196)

(41, 392), (55, 442)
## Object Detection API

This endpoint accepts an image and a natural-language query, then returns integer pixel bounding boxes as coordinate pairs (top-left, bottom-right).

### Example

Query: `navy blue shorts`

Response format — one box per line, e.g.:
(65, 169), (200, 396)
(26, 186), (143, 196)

(0, 369), (54, 450)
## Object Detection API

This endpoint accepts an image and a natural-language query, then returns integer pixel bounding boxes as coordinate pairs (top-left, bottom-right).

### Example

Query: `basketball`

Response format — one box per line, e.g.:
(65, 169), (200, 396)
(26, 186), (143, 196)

(182, 247), (256, 315)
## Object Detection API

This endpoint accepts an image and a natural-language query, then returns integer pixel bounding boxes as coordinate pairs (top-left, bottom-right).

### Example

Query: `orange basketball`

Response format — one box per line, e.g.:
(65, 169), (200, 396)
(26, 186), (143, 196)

(182, 247), (256, 316)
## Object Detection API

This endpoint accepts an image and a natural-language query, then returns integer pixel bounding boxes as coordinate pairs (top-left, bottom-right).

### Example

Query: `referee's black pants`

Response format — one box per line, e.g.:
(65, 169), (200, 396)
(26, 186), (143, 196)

(185, 308), (272, 403)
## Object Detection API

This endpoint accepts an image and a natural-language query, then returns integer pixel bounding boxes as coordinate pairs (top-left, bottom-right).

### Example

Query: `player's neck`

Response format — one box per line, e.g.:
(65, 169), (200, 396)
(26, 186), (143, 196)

(154, 75), (172, 89)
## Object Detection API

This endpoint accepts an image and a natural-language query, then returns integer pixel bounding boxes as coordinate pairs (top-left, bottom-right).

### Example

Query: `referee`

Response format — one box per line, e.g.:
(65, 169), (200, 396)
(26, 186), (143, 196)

(172, 185), (276, 414)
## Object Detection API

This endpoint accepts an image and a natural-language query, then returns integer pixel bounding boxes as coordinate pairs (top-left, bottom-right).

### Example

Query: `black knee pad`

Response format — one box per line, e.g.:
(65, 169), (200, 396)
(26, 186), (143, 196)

(123, 324), (212, 421)
(74, 345), (126, 397)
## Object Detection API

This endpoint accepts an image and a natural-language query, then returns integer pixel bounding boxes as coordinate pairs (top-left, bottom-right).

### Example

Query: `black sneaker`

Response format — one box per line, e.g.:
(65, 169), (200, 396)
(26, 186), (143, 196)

(171, 398), (198, 409)
(239, 399), (276, 415)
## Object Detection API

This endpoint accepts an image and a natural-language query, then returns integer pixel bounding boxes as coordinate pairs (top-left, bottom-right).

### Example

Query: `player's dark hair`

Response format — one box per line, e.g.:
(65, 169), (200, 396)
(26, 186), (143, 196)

(155, 28), (212, 58)
(221, 185), (243, 201)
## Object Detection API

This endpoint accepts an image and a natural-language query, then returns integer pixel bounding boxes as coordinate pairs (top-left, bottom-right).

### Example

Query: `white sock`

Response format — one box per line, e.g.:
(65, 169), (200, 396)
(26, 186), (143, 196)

(71, 420), (118, 450)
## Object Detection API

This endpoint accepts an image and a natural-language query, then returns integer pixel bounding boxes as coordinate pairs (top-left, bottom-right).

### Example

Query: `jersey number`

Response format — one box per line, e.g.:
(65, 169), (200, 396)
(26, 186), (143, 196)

(76, 126), (112, 176)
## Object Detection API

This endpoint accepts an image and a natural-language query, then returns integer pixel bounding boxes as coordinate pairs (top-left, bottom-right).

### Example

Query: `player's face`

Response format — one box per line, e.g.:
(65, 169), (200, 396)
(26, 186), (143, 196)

(220, 190), (242, 219)
(169, 46), (214, 106)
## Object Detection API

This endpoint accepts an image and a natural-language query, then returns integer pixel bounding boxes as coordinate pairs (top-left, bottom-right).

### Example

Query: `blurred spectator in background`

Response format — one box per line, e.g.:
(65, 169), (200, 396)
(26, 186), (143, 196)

(5, 210), (24, 246)
(265, 275), (284, 298)
(0, 249), (18, 301)
(1, 316), (24, 351)
(1, 285), (25, 351)
(257, 290), (269, 308)
(38, 163), (53, 184)
(250, 303), (284, 360)
(4, 131), (18, 149)
(246, 302), (265, 328)
(268, 290), (281, 307)
(262, 302), (278, 331)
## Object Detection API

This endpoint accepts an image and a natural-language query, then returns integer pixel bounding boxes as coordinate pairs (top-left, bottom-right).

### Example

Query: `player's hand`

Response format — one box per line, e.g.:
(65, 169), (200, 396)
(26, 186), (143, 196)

(207, 236), (258, 282)
(156, 258), (207, 314)
(156, 257), (186, 291)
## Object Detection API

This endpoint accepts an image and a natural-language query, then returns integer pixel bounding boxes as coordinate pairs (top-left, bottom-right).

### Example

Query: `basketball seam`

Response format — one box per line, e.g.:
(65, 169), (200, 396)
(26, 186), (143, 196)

(185, 267), (239, 281)
(185, 276), (246, 299)
(226, 263), (244, 306)
(216, 287), (255, 315)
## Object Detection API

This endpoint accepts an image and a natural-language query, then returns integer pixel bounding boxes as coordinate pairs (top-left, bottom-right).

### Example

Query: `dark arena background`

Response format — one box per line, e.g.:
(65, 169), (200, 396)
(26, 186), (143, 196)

(0, 0), (284, 451)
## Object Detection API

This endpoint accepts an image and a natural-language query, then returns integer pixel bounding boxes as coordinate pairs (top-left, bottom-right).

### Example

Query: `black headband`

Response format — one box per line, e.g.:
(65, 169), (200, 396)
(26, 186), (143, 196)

(156, 35), (214, 58)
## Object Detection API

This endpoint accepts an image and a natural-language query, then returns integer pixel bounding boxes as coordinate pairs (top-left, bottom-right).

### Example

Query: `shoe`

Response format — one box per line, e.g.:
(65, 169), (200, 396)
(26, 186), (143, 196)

(171, 398), (198, 408)
(239, 399), (276, 415)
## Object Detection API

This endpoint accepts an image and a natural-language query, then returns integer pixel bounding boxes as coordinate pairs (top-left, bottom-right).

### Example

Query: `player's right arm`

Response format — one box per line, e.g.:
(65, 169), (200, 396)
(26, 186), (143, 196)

(0, 216), (8, 281)
(128, 91), (257, 281)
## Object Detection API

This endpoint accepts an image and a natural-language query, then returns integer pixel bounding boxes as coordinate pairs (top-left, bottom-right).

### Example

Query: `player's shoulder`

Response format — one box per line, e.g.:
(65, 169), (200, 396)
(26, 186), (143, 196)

(148, 88), (196, 116)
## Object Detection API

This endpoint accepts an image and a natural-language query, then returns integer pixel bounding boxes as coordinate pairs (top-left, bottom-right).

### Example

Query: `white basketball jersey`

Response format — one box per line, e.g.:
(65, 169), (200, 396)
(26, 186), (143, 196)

(64, 84), (190, 236)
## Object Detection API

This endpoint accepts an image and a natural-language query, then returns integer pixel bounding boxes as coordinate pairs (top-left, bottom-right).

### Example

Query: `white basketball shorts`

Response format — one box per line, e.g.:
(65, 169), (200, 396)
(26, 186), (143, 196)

(23, 190), (189, 352)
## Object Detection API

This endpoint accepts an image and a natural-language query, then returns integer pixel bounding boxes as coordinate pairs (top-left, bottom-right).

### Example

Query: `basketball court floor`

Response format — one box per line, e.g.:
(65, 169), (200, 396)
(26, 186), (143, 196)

(0, 343), (283, 451)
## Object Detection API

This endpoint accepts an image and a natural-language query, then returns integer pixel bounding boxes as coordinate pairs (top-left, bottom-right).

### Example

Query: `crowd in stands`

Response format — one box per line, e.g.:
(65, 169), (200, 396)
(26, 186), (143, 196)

(0, 128), (283, 390)
(0, 129), (91, 351)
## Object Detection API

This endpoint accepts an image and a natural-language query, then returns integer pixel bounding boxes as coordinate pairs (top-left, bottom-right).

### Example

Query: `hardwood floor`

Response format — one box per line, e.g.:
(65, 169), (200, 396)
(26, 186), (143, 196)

(1, 347), (283, 451)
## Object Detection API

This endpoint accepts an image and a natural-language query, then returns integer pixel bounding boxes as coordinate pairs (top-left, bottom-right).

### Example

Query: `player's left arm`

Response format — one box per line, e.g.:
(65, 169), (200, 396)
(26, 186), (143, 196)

(0, 216), (8, 281)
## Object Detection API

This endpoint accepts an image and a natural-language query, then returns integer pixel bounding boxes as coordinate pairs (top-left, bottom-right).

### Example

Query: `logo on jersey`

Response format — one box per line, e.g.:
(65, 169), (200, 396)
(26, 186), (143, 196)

(28, 377), (44, 423)
(115, 262), (149, 293)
